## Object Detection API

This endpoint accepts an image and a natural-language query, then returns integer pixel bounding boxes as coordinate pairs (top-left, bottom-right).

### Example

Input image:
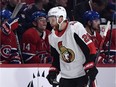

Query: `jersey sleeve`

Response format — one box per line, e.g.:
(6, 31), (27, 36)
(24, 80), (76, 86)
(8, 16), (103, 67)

(71, 22), (97, 63)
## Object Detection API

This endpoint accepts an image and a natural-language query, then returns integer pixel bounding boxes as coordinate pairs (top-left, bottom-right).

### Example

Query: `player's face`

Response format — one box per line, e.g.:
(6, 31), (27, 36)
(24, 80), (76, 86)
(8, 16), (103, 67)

(36, 17), (47, 32)
(92, 19), (100, 30)
(48, 16), (57, 28)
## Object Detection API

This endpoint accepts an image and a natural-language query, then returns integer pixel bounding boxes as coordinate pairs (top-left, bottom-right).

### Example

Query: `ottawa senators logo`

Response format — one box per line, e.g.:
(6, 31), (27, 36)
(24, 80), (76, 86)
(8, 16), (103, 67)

(58, 41), (75, 63)
(0, 45), (11, 58)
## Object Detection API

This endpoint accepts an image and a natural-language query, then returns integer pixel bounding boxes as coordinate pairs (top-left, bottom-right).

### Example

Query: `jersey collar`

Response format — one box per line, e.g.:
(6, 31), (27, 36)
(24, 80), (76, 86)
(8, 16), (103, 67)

(55, 21), (68, 37)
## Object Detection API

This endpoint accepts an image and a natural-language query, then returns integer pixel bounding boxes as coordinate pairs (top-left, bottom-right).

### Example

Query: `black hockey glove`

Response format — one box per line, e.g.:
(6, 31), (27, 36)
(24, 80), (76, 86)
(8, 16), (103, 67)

(86, 66), (98, 81)
(84, 54), (98, 81)
(84, 62), (98, 81)
(47, 68), (59, 86)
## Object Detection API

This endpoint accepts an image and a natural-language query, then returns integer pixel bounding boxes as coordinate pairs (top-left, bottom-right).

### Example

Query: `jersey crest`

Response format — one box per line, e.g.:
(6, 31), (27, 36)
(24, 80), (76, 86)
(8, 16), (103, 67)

(58, 41), (75, 63)
(0, 45), (11, 58)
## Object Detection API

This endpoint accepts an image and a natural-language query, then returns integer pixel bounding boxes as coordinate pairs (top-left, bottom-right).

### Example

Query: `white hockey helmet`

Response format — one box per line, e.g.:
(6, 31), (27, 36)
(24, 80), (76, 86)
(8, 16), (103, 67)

(48, 6), (67, 22)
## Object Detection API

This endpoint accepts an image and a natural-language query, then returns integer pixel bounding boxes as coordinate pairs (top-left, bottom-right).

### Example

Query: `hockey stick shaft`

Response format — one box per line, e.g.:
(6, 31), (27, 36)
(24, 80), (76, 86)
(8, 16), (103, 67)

(107, 21), (113, 59)
(11, 2), (23, 18)
(11, 1), (24, 63)
(95, 21), (111, 64)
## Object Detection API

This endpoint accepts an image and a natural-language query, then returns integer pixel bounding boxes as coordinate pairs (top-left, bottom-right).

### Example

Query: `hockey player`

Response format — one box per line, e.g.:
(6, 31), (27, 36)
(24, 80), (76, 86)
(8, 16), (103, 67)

(102, 27), (116, 64)
(0, 9), (12, 25)
(99, 13), (116, 64)
(46, 6), (98, 87)
(83, 10), (103, 87)
(83, 10), (103, 50)
(0, 10), (21, 64)
(21, 11), (53, 63)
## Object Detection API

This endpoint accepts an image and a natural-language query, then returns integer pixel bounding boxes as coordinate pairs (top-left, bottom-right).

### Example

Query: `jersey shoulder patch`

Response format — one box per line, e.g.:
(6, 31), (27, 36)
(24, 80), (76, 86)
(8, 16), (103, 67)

(69, 21), (83, 33)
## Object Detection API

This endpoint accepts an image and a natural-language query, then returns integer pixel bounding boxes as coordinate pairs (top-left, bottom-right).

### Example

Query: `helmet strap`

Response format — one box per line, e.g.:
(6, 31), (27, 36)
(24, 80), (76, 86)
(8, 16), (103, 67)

(56, 17), (64, 31)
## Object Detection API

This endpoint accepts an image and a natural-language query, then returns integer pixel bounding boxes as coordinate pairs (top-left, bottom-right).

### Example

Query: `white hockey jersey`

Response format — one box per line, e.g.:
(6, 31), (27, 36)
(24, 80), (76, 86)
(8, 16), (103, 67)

(49, 21), (96, 79)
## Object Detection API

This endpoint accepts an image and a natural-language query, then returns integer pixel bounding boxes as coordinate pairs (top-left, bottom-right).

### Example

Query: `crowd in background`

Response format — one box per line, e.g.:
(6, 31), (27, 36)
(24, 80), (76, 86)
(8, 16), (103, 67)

(0, 0), (116, 64)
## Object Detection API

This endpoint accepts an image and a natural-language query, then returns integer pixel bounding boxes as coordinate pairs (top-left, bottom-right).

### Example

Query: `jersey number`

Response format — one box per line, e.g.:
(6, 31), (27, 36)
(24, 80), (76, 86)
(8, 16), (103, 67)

(23, 43), (30, 51)
(82, 33), (90, 43)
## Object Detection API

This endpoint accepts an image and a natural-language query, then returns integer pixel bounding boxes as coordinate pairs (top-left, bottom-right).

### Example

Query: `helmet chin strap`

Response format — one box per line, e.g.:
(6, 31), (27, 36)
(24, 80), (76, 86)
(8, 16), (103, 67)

(58, 21), (64, 31)
(56, 17), (64, 31)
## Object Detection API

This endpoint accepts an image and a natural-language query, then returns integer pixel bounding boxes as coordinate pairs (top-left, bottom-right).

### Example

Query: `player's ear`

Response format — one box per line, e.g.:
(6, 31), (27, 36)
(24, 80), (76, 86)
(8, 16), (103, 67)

(88, 21), (92, 26)
(32, 21), (37, 26)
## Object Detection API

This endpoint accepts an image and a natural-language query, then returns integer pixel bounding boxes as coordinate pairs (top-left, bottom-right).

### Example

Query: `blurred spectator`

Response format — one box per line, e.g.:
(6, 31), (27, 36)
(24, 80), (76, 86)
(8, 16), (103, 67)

(4, 0), (29, 42)
(44, 0), (68, 12)
(0, 10), (21, 64)
(25, 0), (34, 4)
(100, 1), (115, 23)
(56, 0), (68, 7)
(4, 0), (27, 22)
(74, 0), (115, 25)
(5, 0), (28, 20)
(67, 0), (87, 20)
(24, 0), (49, 23)
(5, 0), (19, 12)
(0, 0), (8, 10)
(108, 0), (115, 11)
(21, 11), (53, 63)
(44, 0), (75, 20)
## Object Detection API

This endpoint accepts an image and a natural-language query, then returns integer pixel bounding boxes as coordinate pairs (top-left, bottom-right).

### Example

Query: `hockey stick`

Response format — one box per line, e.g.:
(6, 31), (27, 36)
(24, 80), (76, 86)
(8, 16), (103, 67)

(95, 21), (111, 64)
(11, 1), (24, 63)
(11, 2), (23, 18)
(106, 19), (113, 62)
